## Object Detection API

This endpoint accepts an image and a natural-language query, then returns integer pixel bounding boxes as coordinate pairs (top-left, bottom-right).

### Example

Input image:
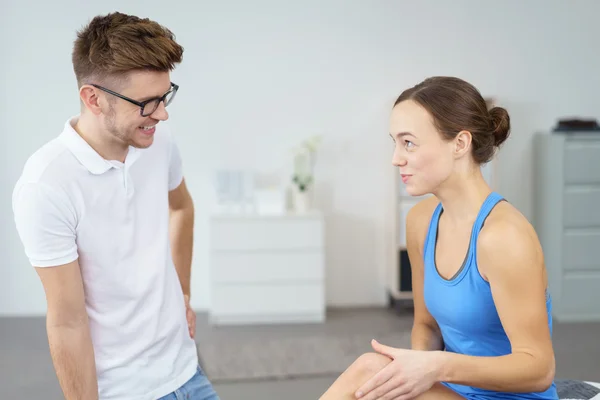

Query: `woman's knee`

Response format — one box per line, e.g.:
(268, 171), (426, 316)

(351, 352), (393, 379)
(319, 352), (393, 399)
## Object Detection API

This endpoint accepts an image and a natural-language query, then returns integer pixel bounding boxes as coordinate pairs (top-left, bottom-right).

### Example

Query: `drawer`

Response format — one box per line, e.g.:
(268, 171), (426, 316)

(563, 187), (600, 228)
(563, 229), (600, 271)
(210, 283), (324, 316)
(210, 216), (324, 251)
(211, 250), (324, 283)
(564, 139), (600, 184)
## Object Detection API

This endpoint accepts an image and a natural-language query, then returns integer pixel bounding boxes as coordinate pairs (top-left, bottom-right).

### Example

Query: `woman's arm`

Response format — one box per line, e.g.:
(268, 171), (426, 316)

(406, 198), (444, 351)
(436, 213), (556, 393)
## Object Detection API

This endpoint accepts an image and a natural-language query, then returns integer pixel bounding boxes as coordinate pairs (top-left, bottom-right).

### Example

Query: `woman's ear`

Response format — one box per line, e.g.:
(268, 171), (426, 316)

(454, 130), (472, 159)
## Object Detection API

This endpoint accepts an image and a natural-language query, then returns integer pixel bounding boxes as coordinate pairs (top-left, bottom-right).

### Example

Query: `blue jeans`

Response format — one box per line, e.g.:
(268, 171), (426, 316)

(158, 366), (220, 400)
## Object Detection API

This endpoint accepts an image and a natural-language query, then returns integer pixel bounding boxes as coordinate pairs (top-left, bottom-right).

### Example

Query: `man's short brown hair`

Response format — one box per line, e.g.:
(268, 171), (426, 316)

(72, 12), (184, 87)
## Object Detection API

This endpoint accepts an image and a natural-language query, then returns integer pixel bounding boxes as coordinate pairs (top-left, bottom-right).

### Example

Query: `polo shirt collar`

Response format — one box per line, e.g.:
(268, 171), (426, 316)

(59, 116), (141, 175)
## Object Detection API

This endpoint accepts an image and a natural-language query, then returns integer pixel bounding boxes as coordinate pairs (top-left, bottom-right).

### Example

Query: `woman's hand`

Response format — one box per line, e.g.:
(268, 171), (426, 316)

(355, 339), (442, 400)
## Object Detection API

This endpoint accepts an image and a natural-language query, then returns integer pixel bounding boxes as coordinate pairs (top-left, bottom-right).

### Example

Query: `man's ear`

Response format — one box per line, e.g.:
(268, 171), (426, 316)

(79, 85), (103, 116)
(454, 130), (472, 159)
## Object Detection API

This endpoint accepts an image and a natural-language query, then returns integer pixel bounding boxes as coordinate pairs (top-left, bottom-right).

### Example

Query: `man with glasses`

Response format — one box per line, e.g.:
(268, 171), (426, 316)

(12, 12), (219, 400)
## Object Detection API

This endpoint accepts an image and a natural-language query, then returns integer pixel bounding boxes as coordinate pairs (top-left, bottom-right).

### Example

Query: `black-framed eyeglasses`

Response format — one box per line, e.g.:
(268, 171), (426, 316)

(91, 82), (179, 117)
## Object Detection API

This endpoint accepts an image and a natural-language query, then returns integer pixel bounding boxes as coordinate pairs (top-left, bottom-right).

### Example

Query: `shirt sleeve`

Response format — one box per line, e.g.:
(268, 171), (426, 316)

(168, 131), (184, 191)
(12, 181), (79, 267)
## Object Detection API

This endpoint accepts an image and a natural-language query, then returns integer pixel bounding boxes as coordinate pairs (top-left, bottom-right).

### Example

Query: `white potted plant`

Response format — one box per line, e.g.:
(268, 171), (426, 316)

(291, 135), (322, 213)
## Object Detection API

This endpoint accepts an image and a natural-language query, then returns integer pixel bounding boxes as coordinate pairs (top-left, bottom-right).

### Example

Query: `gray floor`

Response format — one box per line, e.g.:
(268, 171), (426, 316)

(1, 307), (599, 399)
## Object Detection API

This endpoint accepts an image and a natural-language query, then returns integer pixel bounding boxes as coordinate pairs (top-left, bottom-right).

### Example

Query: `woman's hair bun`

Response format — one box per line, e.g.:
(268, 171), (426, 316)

(489, 106), (510, 147)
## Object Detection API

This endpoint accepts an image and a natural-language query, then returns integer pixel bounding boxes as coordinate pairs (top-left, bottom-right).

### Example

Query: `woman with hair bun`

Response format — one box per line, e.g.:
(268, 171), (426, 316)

(320, 76), (558, 400)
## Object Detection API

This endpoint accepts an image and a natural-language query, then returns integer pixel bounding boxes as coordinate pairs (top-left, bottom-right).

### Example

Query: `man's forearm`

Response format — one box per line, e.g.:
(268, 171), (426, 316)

(411, 322), (444, 351)
(47, 323), (98, 400)
(436, 350), (555, 393)
(169, 206), (194, 297)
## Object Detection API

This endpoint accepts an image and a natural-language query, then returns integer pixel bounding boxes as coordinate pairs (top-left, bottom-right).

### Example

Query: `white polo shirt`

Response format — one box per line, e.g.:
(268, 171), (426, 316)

(12, 116), (199, 400)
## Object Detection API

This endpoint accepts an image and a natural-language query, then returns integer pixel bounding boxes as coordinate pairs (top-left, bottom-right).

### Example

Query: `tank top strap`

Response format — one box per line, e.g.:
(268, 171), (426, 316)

(470, 192), (505, 238)
(423, 201), (444, 263)
(467, 192), (505, 259)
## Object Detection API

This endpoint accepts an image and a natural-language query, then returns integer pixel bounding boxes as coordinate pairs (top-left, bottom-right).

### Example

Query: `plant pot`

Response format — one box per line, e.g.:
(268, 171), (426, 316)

(294, 189), (311, 213)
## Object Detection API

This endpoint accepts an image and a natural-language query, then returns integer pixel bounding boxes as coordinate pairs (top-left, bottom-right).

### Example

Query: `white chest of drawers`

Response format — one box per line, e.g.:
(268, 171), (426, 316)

(208, 211), (326, 325)
(533, 132), (600, 322)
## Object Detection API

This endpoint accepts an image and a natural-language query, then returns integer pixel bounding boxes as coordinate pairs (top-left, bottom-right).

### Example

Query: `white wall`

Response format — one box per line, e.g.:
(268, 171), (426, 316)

(2, 0), (600, 316)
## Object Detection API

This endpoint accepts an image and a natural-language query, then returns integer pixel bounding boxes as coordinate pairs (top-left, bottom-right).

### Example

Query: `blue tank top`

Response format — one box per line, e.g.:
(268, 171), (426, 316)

(423, 192), (558, 400)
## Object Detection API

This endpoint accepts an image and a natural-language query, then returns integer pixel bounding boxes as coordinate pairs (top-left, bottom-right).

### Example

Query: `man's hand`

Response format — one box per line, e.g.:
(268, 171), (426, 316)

(355, 339), (442, 400)
(184, 294), (196, 338)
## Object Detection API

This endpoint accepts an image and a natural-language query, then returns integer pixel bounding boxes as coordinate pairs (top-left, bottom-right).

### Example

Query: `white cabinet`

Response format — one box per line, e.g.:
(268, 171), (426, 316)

(208, 212), (326, 325)
(533, 132), (600, 322)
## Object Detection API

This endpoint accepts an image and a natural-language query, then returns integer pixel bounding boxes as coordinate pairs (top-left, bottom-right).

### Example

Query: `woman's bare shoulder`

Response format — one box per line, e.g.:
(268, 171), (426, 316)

(482, 200), (538, 240)
(407, 195), (439, 225)
(477, 201), (544, 278)
(406, 195), (440, 250)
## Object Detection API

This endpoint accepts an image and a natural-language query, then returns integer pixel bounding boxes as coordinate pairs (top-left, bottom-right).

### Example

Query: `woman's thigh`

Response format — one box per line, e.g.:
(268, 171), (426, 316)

(413, 383), (466, 399)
